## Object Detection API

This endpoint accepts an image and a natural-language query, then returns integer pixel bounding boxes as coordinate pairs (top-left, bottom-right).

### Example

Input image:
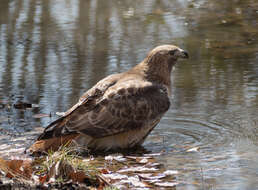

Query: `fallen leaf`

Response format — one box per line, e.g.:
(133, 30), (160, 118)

(100, 168), (110, 174)
(105, 155), (126, 162)
(119, 176), (150, 187)
(13, 102), (32, 109)
(0, 159), (33, 180)
(118, 166), (158, 173)
(155, 182), (178, 187)
(126, 156), (152, 164)
(39, 174), (48, 184)
(70, 171), (88, 183)
(186, 147), (200, 152)
(138, 173), (166, 180)
(0, 158), (8, 173)
(145, 162), (162, 167)
(164, 170), (178, 175)
(102, 173), (127, 180)
(139, 158), (149, 164)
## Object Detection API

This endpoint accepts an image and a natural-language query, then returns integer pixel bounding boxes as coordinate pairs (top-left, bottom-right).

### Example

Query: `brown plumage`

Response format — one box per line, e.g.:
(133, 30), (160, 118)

(28, 45), (188, 154)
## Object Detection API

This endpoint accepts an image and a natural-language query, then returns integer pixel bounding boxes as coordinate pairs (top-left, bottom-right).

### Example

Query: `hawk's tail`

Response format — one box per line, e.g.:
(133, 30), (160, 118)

(27, 117), (79, 154)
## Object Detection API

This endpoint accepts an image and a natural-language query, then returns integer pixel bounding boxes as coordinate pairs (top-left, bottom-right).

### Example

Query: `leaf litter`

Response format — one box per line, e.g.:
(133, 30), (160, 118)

(0, 98), (178, 190)
(0, 146), (180, 189)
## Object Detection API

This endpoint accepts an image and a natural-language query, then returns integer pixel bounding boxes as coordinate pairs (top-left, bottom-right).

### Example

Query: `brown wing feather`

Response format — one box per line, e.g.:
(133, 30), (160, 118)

(60, 81), (169, 138)
(38, 77), (170, 140)
(37, 73), (121, 140)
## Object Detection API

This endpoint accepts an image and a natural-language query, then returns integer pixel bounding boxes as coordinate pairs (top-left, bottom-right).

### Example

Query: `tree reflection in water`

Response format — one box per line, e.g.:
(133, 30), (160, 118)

(0, 0), (257, 189)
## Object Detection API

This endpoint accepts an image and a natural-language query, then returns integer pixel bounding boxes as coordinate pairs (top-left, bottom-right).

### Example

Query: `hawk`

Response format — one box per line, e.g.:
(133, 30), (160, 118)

(28, 45), (188, 154)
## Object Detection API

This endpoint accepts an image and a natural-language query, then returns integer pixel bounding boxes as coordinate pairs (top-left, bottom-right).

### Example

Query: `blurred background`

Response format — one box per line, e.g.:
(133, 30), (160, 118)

(0, 0), (257, 189)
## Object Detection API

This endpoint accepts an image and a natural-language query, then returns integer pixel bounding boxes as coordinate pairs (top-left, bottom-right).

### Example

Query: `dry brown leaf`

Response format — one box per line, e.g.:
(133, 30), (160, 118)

(39, 174), (48, 184)
(0, 157), (8, 173)
(100, 168), (110, 174)
(97, 174), (112, 187)
(5, 159), (33, 179)
(70, 171), (88, 183)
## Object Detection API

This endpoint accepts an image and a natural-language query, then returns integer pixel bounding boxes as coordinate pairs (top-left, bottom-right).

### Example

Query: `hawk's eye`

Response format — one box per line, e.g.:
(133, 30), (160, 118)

(169, 49), (177, 56)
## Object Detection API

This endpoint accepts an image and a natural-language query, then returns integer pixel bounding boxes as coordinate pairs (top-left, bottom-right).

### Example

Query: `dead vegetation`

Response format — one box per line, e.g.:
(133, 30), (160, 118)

(0, 145), (181, 189)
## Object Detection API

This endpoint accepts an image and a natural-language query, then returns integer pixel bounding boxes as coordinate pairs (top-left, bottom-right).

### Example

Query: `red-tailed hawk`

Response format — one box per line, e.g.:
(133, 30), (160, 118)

(28, 45), (188, 154)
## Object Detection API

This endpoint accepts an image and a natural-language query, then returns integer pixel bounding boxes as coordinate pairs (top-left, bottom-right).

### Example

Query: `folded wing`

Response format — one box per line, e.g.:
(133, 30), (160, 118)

(38, 78), (170, 140)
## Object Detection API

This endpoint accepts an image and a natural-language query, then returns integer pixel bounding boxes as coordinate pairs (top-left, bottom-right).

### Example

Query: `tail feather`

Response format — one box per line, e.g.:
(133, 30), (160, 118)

(29, 117), (79, 154)
(38, 117), (77, 140)
(28, 134), (79, 154)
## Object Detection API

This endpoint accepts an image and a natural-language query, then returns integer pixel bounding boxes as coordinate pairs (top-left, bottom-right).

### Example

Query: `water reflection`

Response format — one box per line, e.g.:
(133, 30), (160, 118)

(0, 0), (257, 189)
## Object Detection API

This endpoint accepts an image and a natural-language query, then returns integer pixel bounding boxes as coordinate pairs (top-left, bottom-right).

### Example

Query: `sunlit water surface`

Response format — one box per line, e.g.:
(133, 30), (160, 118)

(0, 0), (257, 189)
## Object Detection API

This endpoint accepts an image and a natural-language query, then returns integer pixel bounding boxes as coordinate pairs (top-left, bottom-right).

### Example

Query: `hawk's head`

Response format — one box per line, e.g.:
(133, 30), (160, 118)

(141, 45), (188, 86)
(146, 44), (189, 67)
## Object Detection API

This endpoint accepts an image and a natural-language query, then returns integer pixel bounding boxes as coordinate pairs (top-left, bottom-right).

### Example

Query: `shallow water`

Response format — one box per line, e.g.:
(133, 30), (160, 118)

(0, 0), (257, 189)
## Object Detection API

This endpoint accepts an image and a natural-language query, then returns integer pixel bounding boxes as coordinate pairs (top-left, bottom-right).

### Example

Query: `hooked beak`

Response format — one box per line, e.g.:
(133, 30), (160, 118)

(182, 51), (189, 59)
(178, 49), (189, 59)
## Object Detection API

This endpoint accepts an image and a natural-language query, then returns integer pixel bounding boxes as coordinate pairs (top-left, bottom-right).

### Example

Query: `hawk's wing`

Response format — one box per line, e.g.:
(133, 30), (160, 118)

(38, 76), (170, 140)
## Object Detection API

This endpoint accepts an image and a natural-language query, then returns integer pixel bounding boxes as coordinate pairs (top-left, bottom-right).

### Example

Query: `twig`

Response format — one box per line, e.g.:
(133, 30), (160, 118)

(96, 174), (112, 187)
